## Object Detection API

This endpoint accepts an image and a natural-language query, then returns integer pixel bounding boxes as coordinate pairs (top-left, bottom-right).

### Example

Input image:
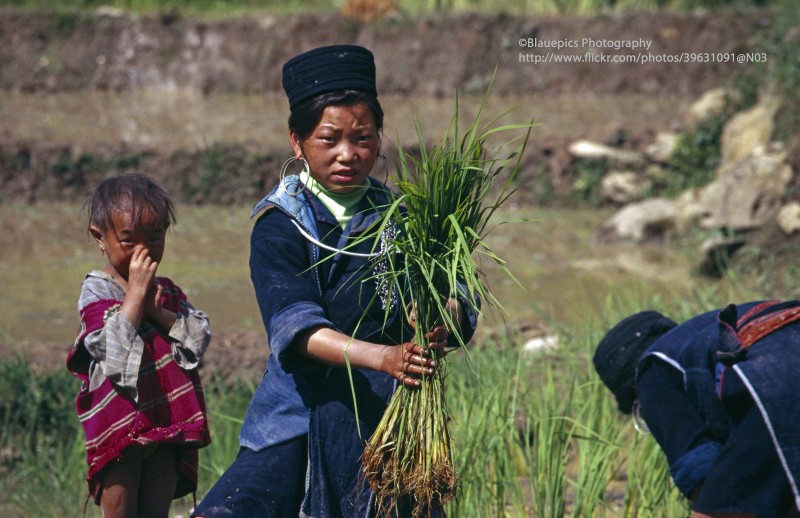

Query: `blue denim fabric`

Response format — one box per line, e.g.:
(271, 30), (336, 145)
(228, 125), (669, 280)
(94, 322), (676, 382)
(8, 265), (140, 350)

(690, 368), (800, 518)
(728, 320), (800, 513)
(192, 439), (307, 518)
(226, 176), (479, 517)
(670, 441), (722, 497)
(637, 301), (800, 515)
(241, 176), (400, 450)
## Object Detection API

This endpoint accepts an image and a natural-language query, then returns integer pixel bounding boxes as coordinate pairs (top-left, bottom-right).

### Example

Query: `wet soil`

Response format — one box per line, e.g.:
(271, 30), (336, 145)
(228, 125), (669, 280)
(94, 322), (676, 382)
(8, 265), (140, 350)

(0, 7), (779, 204)
(0, 7), (787, 379)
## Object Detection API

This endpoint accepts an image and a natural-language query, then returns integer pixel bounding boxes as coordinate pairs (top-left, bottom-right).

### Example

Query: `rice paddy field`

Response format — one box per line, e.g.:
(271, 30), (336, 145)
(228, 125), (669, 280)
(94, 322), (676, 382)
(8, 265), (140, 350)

(0, 1), (792, 513)
(0, 200), (766, 517)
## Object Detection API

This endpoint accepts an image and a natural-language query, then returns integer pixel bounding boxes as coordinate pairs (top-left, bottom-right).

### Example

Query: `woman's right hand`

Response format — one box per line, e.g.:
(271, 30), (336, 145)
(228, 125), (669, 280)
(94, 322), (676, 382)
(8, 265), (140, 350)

(383, 326), (448, 387)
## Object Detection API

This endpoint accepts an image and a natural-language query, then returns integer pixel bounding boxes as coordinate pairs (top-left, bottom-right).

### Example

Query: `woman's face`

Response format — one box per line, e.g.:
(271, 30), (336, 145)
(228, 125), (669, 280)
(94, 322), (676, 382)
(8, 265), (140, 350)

(291, 102), (380, 194)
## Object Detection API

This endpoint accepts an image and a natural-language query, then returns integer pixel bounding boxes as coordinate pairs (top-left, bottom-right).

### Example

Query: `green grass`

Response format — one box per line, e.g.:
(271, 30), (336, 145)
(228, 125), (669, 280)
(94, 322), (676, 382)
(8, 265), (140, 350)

(0, 282), (764, 517)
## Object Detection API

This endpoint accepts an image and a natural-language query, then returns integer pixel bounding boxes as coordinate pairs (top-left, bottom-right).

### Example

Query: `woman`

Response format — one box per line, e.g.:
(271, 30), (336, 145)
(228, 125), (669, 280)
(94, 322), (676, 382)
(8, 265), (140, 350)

(194, 45), (478, 518)
(593, 301), (800, 518)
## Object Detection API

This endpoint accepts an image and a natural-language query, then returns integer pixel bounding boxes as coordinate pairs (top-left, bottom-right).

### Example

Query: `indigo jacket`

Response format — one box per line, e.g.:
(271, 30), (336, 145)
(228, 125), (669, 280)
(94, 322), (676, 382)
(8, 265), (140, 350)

(636, 301), (800, 511)
(242, 175), (478, 517)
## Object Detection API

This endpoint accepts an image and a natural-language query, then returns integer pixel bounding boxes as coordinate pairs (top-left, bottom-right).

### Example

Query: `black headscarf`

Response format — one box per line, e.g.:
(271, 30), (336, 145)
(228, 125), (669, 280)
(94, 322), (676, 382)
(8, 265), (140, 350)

(593, 311), (677, 414)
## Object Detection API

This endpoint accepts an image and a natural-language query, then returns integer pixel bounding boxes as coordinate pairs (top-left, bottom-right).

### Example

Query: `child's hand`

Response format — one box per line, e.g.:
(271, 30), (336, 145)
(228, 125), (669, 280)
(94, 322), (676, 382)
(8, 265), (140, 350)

(143, 282), (164, 319)
(127, 246), (159, 296)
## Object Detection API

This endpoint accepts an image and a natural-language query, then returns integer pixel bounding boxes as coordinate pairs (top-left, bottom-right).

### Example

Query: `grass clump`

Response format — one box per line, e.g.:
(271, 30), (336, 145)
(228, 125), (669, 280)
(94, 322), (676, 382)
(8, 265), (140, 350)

(358, 88), (534, 515)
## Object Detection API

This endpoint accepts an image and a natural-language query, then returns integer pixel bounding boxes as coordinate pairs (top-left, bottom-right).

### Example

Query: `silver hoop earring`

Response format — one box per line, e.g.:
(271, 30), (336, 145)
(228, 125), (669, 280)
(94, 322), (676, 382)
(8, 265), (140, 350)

(632, 399), (650, 435)
(280, 156), (309, 198)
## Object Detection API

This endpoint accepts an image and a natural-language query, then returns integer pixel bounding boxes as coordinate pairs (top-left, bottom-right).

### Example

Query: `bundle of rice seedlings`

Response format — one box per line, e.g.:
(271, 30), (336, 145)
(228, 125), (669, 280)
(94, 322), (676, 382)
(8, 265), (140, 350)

(360, 92), (534, 516)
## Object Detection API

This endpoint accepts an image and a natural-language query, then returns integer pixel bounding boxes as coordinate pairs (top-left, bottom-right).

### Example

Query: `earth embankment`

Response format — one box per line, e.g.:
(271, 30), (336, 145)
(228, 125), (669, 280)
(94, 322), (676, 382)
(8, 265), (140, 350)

(0, 8), (778, 206)
(0, 9), (767, 97)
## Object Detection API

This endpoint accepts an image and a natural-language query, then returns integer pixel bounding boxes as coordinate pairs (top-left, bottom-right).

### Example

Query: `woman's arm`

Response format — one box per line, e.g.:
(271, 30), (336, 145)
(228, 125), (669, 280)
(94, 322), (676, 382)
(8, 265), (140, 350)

(297, 325), (448, 387)
(637, 361), (724, 501)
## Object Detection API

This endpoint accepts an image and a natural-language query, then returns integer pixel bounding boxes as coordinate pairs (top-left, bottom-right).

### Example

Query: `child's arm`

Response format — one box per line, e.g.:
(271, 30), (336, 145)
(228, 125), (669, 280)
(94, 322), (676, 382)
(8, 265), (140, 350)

(79, 275), (147, 402)
(142, 280), (211, 370)
(163, 298), (211, 370)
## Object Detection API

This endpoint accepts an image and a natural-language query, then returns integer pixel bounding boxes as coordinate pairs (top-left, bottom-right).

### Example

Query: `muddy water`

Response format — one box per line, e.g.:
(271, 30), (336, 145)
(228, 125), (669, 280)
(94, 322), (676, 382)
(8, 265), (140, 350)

(0, 90), (688, 151)
(0, 202), (713, 348)
(0, 90), (710, 348)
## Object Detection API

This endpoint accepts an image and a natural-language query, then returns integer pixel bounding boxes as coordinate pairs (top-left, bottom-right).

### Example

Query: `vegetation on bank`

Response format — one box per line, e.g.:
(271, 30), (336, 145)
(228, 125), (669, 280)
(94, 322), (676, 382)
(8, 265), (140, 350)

(0, 281), (761, 517)
(0, 0), (794, 17)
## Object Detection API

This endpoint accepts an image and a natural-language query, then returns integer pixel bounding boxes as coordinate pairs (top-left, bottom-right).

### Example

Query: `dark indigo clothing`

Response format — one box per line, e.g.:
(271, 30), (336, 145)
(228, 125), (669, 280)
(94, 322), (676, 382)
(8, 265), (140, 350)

(242, 176), (415, 451)
(193, 439), (307, 518)
(636, 301), (800, 517)
(197, 175), (478, 517)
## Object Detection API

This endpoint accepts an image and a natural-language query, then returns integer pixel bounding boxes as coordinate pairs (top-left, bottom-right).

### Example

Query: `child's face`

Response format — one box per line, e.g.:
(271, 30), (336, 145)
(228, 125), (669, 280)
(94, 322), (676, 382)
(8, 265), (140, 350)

(91, 210), (167, 281)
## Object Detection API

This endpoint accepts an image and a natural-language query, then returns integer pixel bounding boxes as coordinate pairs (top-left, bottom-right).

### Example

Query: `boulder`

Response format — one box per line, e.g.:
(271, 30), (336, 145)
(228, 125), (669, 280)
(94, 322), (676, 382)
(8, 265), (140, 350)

(673, 187), (706, 232)
(568, 139), (645, 167)
(645, 132), (680, 163)
(719, 97), (779, 167)
(777, 202), (800, 235)
(593, 198), (677, 244)
(686, 87), (736, 129)
(600, 170), (652, 204)
(523, 335), (559, 353)
(699, 143), (793, 231)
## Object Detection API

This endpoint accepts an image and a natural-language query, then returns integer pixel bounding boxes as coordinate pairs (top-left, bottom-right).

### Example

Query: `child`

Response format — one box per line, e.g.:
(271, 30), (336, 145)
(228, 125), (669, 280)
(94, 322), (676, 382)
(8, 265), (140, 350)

(67, 173), (211, 518)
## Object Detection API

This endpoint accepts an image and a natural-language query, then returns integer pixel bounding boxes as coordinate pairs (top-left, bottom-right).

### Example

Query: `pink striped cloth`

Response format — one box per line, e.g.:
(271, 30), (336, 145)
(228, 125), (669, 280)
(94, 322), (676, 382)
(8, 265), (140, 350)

(66, 277), (211, 502)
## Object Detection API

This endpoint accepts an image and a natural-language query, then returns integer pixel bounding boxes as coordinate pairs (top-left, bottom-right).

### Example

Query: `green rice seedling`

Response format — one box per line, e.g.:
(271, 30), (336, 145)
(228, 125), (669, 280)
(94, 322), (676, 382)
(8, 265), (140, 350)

(5, 426), (93, 517)
(518, 370), (574, 518)
(567, 379), (623, 517)
(358, 89), (534, 516)
(444, 339), (528, 517)
(196, 377), (253, 484)
(622, 432), (688, 517)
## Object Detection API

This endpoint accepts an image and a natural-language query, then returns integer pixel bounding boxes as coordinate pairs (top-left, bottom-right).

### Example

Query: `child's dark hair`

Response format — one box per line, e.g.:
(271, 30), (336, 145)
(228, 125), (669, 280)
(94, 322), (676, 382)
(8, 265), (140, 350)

(84, 173), (176, 233)
(288, 89), (384, 141)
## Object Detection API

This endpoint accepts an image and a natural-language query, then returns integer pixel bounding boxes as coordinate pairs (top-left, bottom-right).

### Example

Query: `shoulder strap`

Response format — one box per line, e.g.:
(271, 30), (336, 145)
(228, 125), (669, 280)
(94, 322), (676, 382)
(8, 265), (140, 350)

(736, 300), (800, 347)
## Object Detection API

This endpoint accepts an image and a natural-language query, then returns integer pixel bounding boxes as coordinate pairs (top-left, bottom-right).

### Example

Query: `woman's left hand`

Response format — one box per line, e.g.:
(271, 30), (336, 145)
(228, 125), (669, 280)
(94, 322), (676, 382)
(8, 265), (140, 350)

(407, 298), (464, 333)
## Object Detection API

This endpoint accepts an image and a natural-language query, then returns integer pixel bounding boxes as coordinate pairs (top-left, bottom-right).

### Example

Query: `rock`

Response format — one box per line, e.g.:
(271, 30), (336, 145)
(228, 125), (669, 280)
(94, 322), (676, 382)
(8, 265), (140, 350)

(601, 170), (651, 204)
(777, 202), (800, 235)
(568, 139), (645, 167)
(700, 143), (793, 230)
(645, 132), (680, 163)
(698, 235), (747, 278)
(686, 87), (734, 128)
(523, 335), (559, 353)
(673, 187), (706, 232)
(95, 5), (127, 17)
(593, 198), (677, 244)
(719, 97), (779, 167)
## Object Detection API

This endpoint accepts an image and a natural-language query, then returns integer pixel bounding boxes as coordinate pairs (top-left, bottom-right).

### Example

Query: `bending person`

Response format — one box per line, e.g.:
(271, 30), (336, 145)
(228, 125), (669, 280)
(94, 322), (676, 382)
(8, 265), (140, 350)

(594, 300), (800, 518)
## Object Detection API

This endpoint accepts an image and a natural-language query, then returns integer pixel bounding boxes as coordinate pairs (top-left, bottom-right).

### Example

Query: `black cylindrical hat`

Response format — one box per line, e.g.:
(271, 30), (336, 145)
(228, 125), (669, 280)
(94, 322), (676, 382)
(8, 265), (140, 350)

(593, 311), (677, 414)
(282, 45), (377, 110)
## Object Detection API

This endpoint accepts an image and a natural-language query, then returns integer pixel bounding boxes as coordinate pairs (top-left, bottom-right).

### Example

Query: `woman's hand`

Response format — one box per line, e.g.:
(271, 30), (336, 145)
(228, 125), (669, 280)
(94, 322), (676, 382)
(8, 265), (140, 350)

(407, 298), (465, 332)
(384, 325), (449, 387)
